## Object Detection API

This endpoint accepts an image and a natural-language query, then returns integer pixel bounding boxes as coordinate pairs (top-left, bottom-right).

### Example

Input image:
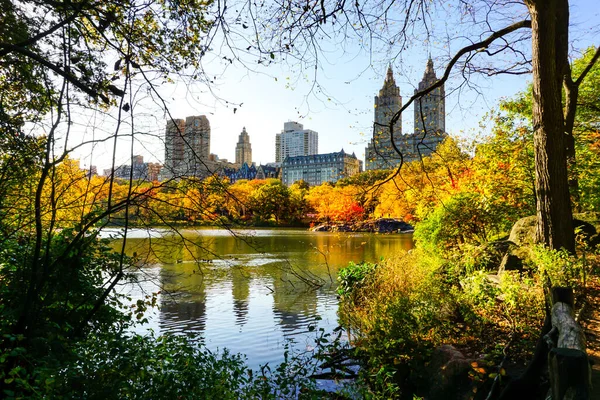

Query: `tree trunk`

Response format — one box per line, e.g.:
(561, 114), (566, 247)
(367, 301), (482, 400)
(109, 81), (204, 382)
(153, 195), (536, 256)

(526, 0), (575, 253)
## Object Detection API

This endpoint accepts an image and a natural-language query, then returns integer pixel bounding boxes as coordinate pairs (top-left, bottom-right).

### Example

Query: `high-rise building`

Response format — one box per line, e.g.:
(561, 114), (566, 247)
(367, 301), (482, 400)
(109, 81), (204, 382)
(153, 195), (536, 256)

(365, 61), (446, 170)
(163, 115), (212, 179)
(235, 127), (252, 166)
(184, 115), (211, 176)
(275, 121), (318, 163)
(365, 65), (404, 170)
(164, 118), (186, 179)
(413, 57), (446, 159)
(282, 149), (360, 186)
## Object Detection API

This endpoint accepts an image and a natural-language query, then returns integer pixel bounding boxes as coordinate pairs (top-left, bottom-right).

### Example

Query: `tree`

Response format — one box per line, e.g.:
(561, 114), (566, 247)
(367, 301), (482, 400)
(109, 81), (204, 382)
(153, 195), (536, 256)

(249, 179), (292, 224)
(0, 0), (218, 377)
(242, 0), (598, 252)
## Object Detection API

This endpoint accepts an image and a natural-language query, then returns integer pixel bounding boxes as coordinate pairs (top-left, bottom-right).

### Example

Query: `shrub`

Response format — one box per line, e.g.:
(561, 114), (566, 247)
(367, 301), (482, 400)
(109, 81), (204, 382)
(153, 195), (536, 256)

(529, 245), (589, 287)
(337, 261), (379, 298)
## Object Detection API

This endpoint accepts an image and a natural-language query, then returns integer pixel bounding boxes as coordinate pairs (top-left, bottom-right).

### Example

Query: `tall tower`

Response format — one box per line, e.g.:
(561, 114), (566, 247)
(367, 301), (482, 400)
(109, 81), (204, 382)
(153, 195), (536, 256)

(184, 115), (211, 175)
(365, 65), (404, 170)
(235, 127), (252, 166)
(413, 57), (446, 159)
(164, 118), (186, 179)
(275, 121), (318, 163)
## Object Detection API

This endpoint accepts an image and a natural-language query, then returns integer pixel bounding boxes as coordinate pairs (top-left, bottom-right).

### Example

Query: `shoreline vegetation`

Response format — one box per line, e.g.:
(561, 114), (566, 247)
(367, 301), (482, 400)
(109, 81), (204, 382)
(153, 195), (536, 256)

(103, 217), (415, 234)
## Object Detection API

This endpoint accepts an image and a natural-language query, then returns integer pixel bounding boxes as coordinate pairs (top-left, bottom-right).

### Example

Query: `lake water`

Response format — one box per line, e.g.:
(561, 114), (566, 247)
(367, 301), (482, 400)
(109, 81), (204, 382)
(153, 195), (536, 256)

(107, 228), (414, 369)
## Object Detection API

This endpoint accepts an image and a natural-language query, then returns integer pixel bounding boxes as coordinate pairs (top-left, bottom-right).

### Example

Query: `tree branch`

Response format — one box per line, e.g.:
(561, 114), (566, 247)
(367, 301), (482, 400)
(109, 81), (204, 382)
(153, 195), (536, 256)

(1, 44), (110, 103)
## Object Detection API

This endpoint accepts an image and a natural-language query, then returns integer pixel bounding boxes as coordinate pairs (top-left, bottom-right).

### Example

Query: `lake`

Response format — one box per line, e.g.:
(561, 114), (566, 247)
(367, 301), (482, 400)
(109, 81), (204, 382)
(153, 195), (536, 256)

(106, 228), (414, 370)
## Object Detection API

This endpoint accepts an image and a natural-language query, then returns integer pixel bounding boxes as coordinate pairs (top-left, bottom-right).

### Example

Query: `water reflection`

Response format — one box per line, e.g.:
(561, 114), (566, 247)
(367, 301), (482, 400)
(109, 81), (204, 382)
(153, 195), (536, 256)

(110, 228), (413, 368)
(232, 268), (250, 326)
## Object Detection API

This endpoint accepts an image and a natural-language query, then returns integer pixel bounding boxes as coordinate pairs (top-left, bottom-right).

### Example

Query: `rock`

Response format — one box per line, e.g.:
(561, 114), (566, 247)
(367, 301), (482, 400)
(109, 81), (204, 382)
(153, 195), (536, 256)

(498, 253), (523, 273)
(310, 218), (413, 233)
(476, 240), (516, 271)
(508, 215), (598, 249)
(422, 345), (475, 400)
(573, 212), (600, 233)
(373, 218), (414, 233)
(573, 218), (597, 247)
(508, 216), (537, 247)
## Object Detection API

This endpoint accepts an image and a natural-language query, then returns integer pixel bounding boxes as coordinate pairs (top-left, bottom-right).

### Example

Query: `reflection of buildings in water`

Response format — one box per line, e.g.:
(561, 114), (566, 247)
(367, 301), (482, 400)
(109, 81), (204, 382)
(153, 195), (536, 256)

(159, 300), (207, 333)
(273, 308), (306, 333)
(232, 299), (248, 326)
(271, 273), (318, 333)
(231, 268), (251, 326)
(158, 265), (207, 333)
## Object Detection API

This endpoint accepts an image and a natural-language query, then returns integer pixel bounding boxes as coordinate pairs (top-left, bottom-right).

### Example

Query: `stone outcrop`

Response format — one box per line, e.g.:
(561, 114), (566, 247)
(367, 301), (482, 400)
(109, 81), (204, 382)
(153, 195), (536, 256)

(310, 218), (414, 233)
(508, 213), (599, 248)
(498, 213), (599, 275)
(411, 345), (492, 400)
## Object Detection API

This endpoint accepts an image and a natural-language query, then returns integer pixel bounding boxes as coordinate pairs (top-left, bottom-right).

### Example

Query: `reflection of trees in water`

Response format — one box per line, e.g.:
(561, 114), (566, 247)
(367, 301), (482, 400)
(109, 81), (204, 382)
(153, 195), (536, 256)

(271, 274), (319, 333)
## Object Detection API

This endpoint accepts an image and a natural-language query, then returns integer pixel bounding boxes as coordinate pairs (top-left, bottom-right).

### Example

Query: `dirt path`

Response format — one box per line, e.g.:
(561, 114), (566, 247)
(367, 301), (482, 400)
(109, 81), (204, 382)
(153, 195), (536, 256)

(580, 275), (600, 397)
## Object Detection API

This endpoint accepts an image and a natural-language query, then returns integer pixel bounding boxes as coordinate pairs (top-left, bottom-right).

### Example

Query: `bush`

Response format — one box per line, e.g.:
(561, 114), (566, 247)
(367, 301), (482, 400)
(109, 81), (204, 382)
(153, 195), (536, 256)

(337, 261), (379, 298)
(338, 251), (456, 396)
(529, 245), (589, 287)
(414, 192), (515, 254)
(47, 332), (317, 399)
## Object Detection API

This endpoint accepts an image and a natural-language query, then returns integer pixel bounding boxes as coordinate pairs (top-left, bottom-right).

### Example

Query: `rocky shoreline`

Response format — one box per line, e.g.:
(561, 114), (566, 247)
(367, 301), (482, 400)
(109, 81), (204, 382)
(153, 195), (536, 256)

(310, 218), (414, 233)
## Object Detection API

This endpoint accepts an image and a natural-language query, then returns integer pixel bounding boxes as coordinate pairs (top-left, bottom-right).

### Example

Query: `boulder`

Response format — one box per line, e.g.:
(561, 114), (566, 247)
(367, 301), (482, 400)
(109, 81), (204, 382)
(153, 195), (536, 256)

(508, 216), (537, 247)
(508, 214), (598, 249)
(421, 345), (476, 400)
(573, 211), (600, 233)
(476, 240), (516, 271)
(573, 218), (597, 247)
(373, 218), (414, 233)
(498, 253), (524, 273)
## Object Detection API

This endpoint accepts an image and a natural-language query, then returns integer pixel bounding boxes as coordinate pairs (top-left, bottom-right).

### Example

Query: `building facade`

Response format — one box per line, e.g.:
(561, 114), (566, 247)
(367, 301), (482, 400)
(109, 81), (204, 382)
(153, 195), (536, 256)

(184, 115), (211, 176)
(235, 127), (252, 167)
(365, 60), (446, 170)
(164, 118), (186, 178)
(275, 121), (318, 163)
(412, 58), (447, 159)
(282, 150), (360, 186)
(256, 165), (280, 180)
(365, 65), (404, 170)
(163, 115), (212, 179)
(223, 162), (257, 183)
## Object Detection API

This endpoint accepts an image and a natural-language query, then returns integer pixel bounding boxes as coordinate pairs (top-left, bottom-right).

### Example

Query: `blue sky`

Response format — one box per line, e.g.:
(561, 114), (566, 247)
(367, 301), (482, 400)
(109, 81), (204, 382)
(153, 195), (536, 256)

(76, 0), (599, 171)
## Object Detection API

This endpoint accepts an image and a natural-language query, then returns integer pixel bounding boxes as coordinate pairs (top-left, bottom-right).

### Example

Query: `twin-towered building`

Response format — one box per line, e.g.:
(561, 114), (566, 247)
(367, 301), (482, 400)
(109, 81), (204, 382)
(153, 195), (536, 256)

(365, 58), (447, 170)
(163, 115), (213, 180)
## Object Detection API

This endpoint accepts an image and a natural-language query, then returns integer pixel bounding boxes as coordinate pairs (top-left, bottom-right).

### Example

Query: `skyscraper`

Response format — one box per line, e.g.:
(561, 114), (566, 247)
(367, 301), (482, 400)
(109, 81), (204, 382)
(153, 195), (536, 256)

(235, 127), (252, 166)
(365, 65), (404, 170)
(413, 57), (446, 159)
(164, 118), (186, 178)
(163, 115), (212, 179)
(275, 121), (318, 163)
(184, 115), (211, 176)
